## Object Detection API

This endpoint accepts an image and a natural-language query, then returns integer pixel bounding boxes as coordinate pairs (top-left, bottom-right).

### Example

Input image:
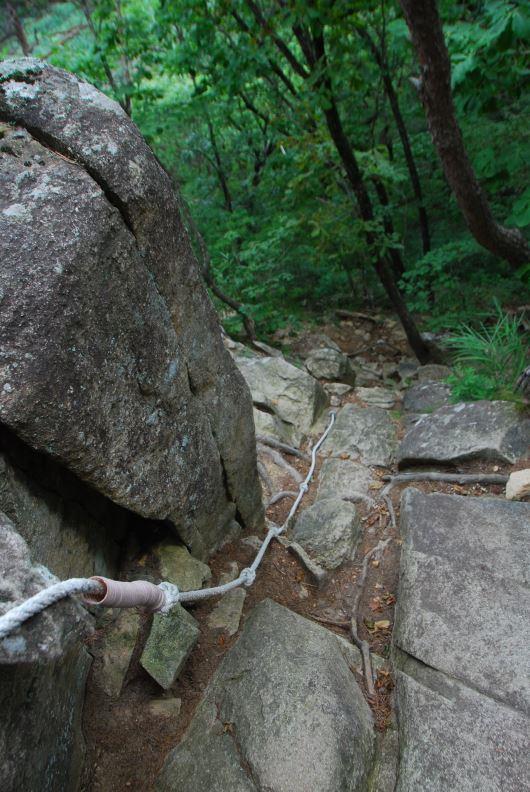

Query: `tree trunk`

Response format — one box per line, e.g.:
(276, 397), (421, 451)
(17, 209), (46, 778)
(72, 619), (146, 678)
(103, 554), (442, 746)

(306, 30), (432, 362)
(6, 1), (30, 55)
(399, 0), (530, 266)
(358, 27), (431, 254)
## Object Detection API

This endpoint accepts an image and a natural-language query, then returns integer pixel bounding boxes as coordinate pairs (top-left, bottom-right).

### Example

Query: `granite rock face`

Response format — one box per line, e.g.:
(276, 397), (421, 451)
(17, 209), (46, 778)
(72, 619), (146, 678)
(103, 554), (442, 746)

(157, 599), (375, 792)
(393, 489), (530, 791)
(0, 58), (263, 559)
(236, 355), (328, 445)
(398, 401), (530, 467)
(0, 513), (93, 792)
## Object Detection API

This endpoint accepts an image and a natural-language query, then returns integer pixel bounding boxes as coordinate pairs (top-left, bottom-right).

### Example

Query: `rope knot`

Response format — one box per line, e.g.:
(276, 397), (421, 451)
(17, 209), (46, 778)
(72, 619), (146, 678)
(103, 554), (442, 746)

(299, 482), (309, 493)
(240, 567), (256, 587)
(157, 582), (180, 614)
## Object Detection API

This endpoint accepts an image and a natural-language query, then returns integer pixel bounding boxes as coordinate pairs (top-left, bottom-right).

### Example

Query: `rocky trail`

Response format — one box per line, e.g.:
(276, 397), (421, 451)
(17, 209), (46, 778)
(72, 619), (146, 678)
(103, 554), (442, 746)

(0, 62), (528, 792)
(81, 315), (530, 792)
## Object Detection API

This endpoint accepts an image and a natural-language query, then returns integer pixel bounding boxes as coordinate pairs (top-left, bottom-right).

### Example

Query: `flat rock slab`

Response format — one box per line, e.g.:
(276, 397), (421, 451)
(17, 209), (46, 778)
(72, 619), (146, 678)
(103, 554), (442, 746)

(323, 404), (397, 466)
(236, 356), (328, 445)
(317, 458), (373, 501)
(141, 605), (199, 690)
(398, 401), (530, 467)
(292, 497), (360, 569)
(402, 381), (451, 413)
(394, 489), (530, 792)
(156, 599), (374, 792)
(396, 489), (530, 711)
(394, 667), (529, 792)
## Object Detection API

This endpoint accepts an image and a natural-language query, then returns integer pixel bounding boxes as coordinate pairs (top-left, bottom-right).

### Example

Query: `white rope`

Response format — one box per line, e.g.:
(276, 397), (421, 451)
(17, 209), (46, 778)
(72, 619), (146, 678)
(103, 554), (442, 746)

(0, 578), (103, 640)
(0, 412), (336, 636)
(178, 410), (336, 603)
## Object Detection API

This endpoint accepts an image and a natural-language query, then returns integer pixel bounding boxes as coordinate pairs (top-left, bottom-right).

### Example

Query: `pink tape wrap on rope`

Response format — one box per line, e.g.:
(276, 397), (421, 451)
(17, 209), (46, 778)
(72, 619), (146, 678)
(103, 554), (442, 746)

(83, 577), (166, 611)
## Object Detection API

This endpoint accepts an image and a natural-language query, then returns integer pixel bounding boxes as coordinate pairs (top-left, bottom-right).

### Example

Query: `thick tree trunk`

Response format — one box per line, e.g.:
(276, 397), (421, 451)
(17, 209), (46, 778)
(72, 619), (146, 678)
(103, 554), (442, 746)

(323, 97), (431, 362)
(399, 0), (530, 266)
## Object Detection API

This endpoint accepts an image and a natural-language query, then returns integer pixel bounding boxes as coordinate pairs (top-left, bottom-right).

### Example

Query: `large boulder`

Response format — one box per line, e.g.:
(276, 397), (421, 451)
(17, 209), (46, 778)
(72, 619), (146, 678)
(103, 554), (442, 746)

(0, 58), (263, 559)
(236, 356), (328, 445)
(323, 404), (397, 466)
(393, 489), (530, 790)
(398, 401), (530, 468)
(156, 599), (375, 791)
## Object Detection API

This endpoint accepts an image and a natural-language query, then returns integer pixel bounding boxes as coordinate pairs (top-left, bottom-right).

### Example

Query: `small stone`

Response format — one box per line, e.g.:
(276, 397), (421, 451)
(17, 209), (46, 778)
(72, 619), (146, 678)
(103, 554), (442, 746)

(356, 386), (396, 409)
(506, 469), (530, 501)
(292, 498), (360, 569)
(218, 561), (239, 585)
(317, 457), (373, 501)
(241, 535), (263, 551)
(207, 588), (246, 636)
(402, 381), (451, 413)
(324, 382), (353, 396)
(97, 609), (141, 698)
(140, 604), (199, 689)
(397, 360), (419, 381)
(154, 543), (211, 592)
(305, 347), (356, 386)
(148, 697), (182, 719)
(416, 364), (452, 382)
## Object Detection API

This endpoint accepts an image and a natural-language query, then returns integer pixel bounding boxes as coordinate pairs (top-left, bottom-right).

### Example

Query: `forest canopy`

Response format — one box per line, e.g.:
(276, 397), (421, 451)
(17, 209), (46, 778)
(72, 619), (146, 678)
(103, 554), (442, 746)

(2, 0), (529, 348)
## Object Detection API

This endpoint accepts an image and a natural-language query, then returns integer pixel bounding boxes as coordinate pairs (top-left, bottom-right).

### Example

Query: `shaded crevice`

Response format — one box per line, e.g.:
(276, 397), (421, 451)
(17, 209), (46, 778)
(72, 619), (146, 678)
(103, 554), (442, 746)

(0, 421), (172, 578)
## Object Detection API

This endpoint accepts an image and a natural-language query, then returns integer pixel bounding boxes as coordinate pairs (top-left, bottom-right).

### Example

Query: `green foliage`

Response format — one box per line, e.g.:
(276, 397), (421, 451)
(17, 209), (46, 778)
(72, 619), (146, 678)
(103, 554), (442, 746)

(2, 0), (528, 338)
(444, 306), (529, 402)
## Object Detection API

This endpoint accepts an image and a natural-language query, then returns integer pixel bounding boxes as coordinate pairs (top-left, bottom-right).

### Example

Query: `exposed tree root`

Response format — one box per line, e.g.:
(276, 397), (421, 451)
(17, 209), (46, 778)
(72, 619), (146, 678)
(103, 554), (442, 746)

(257, 444), (303, 484)
(380, 471), (508, 498)
(256, 434), (309, 460)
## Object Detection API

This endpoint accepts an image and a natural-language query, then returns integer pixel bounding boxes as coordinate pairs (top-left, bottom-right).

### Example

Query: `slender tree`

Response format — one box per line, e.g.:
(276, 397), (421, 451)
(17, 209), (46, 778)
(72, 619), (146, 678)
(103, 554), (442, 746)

(399, 0), (530, 266)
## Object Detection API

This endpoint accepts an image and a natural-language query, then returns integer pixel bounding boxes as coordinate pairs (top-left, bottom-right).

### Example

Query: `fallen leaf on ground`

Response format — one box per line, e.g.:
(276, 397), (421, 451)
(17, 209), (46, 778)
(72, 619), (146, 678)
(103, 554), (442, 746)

(374, 620), (391, 630)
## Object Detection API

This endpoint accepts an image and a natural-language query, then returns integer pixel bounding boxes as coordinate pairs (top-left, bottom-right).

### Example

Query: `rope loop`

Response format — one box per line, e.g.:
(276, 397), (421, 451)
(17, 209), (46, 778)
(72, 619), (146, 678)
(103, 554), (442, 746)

(240, 567), (256, 587)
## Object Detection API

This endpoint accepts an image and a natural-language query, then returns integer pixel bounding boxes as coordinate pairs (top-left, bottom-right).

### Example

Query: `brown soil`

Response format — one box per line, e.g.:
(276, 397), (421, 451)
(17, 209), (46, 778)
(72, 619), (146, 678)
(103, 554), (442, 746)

(81, 315), (528, 791)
